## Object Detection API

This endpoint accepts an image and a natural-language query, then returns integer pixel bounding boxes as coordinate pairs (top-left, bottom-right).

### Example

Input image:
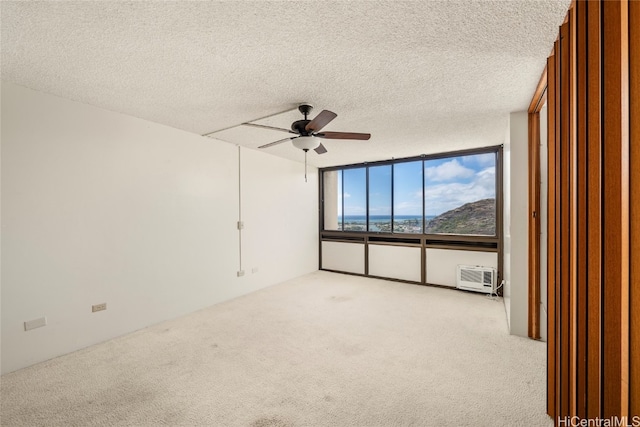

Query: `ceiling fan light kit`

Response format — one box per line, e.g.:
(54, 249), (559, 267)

(292, 135), (320, 151)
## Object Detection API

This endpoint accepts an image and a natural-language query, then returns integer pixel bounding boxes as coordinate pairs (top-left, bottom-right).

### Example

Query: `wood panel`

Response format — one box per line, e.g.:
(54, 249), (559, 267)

(528, 112), (541, 340)
(558, 20), (572, 418)
(554, 34), (564, 418)
(546, 52), (557, 419)
(527, 61), (548, 343)
(601, 0), (629, 418)
(544, 1), (634, 423)
(529, 66), (548, 113)
(585, 0), (602, 418)
(574, 0), (587, 417)
(568, 9), (577, 415)
(629, 0), (639, 417)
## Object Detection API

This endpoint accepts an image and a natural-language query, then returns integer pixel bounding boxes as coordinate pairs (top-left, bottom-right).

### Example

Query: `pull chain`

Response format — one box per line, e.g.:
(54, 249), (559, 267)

(304, 149), (308, 182)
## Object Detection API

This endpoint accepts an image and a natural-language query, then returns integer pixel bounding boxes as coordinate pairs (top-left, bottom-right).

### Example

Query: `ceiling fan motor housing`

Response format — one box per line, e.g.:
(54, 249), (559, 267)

(291, 120), (311, 134)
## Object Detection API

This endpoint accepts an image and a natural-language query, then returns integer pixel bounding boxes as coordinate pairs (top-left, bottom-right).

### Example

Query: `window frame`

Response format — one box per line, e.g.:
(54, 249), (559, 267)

(319, 145), (503, 248)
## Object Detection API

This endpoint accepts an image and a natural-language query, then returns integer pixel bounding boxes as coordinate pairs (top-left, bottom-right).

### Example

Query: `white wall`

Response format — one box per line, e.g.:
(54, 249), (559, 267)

(321, 242), (365, 274)
(369, 245), (421, 282)
(321, 243), (498, 287)
(503, 111), (529, 337)
(502, 118), (512, 327)
(239, 146), (318, 289)
(425, 249), (498, 287)
(1, 83), (318, 374)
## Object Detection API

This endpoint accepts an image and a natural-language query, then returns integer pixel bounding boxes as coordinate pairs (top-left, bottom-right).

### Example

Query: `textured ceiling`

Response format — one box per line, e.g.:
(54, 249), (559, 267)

(1, 1), (569, 168)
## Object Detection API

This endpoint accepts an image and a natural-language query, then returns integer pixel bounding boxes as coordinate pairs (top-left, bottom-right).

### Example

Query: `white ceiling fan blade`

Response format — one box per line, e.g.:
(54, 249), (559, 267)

(258, 136), (298, 149)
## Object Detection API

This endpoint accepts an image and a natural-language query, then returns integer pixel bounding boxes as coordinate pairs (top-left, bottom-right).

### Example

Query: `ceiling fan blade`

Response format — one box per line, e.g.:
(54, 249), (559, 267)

(258, 136), (296, 149)
(242, 123), (295, 134)
(317, 131), (371, 140)
(305, 110), (337, 132)
(314, 143), (328, 155)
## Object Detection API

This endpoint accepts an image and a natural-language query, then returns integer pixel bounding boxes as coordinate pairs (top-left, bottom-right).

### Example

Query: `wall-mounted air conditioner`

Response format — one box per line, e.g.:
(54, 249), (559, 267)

(456, 265), (496, 294)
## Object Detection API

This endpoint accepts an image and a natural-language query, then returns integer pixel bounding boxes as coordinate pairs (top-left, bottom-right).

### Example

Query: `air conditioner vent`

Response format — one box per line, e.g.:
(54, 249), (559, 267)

(483, 270), (493, 285)
(460, 269), (482, 284)
(456, 265), (496, 294)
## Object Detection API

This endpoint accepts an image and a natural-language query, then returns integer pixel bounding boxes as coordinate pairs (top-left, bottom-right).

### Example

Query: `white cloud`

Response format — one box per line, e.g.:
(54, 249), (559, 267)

(424, 159), (475, 182)
(461, 153), (495, 167)
(425, 166), (495, 215)
(394, 201), (422, 215)
(343, 192), (351, 199)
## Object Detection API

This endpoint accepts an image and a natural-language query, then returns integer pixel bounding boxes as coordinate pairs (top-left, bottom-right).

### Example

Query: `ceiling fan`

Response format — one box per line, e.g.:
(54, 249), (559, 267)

(244, 103), (371, 155)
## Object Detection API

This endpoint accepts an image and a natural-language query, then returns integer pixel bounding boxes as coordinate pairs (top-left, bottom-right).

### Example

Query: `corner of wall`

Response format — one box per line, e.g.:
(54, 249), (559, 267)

(502, 114), (511, 329)
(505, 111), (529, 338)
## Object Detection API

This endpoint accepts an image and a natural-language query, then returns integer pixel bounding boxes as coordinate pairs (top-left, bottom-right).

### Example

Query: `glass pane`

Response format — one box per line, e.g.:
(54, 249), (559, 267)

(342, 168), (366, 231)
(323, 170), (342, 230)
(368, 165), (392, 232)
(424, 152), (496, 235)
(393, 161), (423, 233)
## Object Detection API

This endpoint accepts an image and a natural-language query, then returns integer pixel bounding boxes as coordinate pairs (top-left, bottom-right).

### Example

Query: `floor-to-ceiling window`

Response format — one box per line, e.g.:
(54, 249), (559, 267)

(319, 145), (503, 287)
(321, 146), (500, 240)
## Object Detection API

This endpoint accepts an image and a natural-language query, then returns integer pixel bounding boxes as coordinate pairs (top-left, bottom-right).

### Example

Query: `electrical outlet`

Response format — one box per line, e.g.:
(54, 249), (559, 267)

(24, 317), (47, 331)
(92, 303), (107, 313)
(237, 270), (245, 277)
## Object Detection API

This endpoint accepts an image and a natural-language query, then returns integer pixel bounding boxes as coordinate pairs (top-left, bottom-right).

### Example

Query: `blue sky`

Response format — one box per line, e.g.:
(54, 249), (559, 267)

(337, 152), (495, 217)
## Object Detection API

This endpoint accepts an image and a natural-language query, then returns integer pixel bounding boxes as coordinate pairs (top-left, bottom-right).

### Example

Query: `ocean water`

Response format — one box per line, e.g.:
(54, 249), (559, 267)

(339, 215), (435, 223)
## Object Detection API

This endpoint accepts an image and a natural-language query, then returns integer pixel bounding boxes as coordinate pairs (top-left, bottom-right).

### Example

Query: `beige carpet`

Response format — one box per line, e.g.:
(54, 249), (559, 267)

(1, 271), (551, 427)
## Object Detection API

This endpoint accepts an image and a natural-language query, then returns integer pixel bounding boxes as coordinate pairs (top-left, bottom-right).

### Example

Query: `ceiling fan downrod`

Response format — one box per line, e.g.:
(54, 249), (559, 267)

(298, 103), (313, 121)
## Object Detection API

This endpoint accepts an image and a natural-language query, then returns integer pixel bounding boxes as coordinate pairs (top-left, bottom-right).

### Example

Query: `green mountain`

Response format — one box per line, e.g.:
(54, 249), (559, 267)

(425, 198), (495, 235)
